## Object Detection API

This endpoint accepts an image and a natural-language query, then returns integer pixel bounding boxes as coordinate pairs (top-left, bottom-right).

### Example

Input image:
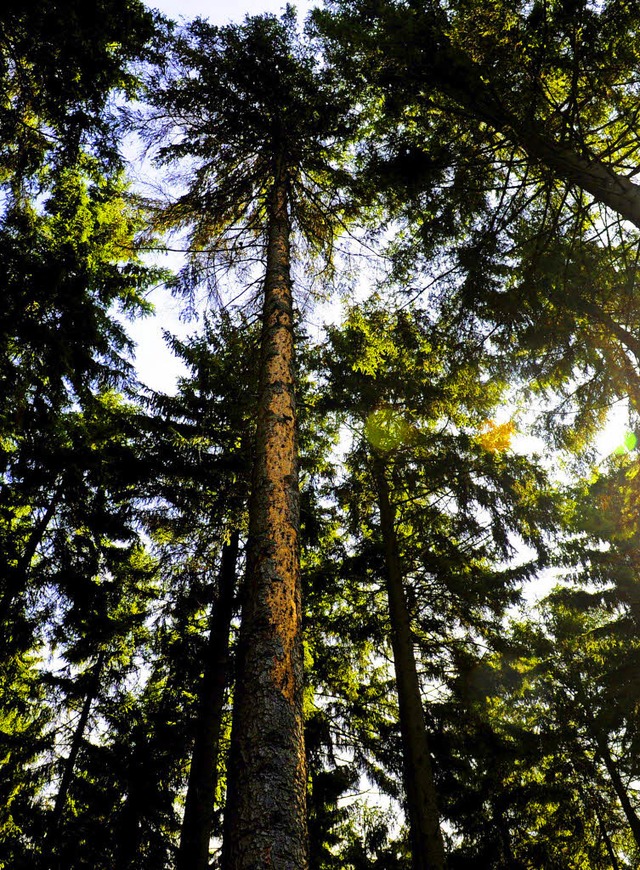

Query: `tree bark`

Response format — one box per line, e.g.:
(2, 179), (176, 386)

(594, 733), (640, 850)
(177, 531), (240, 870)
(222, 165), (308, 868)
(371, 455), (446, 870)
(46, 650), (104, 867)
(593, 799), (620, 870)
(2, 482), (63, 616)
(572, 757), (620, 870)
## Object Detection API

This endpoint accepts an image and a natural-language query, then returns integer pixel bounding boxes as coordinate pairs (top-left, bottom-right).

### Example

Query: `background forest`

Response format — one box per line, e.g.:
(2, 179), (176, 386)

(3, 0), (640, 867)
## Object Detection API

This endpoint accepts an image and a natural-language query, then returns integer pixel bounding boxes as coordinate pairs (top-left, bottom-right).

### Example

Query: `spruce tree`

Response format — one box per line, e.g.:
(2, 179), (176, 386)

(143, 12), (358, 864)
(316, 299), (557, 868)
(316, 0), (640, 228)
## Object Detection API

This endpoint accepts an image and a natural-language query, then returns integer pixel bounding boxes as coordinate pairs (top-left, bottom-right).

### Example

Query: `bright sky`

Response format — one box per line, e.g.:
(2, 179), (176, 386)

(151, 0), (314, 25)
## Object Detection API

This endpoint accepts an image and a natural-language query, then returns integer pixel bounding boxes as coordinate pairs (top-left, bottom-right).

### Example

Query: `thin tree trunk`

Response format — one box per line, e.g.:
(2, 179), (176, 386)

(371, 455), (446, 870)
(2, 482), (63, 616)
(576, 298), (640, 364)
(177, 530), (240, 870)
(594, 734), (640, 849)
(17, 483), (63, 578)
(222, 166), (308, 868)
(492, 802), (519, 868)
(46, 650), (104, 865)
(593, 799), (621, 870)
(572, 758), (620, 870)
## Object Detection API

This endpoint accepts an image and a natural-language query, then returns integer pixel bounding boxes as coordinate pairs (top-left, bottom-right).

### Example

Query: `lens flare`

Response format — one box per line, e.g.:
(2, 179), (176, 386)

(614, 431), (637, 454)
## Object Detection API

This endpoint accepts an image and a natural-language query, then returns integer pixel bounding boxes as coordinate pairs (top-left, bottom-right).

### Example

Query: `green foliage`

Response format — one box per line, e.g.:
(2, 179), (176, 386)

(5, 2), (640, 867)
(0, 0), (158, 179)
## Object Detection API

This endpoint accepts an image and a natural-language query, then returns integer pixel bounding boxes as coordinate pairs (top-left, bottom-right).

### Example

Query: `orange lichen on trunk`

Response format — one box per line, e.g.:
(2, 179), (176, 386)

(222, 169), (308, 868)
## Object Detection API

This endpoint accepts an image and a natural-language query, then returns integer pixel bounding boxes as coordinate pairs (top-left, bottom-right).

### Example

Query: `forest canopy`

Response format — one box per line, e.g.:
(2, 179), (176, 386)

(2, 1), (640, 868)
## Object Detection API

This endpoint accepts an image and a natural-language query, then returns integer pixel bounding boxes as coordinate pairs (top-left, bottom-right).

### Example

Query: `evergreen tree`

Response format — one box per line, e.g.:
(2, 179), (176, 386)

(314, 299), (557, 867)
(316, 0), (640, 228)
(143, 12), (359, 864)
(6, 3), (640, 866)
(146, 313), (259, 870)
(0, 5), (165, 863)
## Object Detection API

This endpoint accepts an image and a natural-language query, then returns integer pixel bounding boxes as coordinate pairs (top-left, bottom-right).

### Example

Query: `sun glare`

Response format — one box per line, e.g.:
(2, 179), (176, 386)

(597, 402), (635, 458)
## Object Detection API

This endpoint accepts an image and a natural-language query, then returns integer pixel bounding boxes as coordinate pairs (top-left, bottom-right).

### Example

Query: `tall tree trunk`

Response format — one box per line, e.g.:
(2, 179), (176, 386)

(116, 784), (144, 869)
(572, 758), (620, 870)
(593, 800), (620, 870)
(371, 455), (446, 870)
(594, 733), (640, 849)
(222, 166), (308, 868)
(177, 531), (240, 870)
(46, 650), (104, 867)
(492, 802), (519, 868)
(2, 482), (62, 617)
